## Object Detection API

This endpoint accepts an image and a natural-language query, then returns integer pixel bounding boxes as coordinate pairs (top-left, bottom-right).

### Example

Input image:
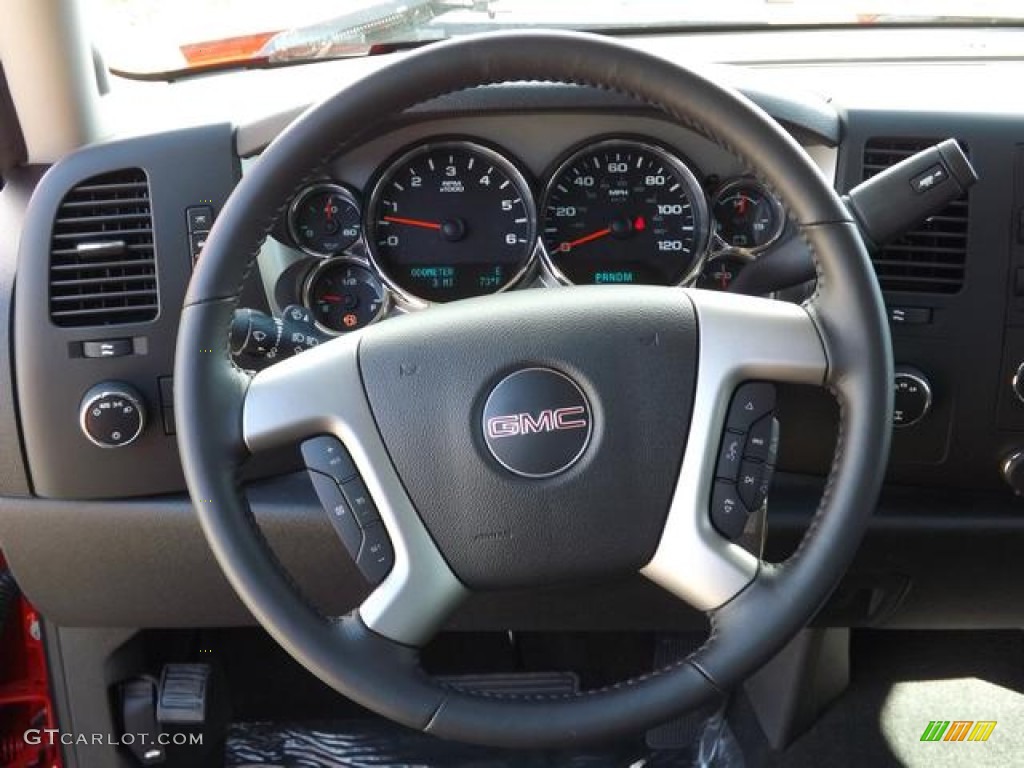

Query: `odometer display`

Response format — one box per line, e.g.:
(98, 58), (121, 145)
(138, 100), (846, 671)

(367, 140), (536, 304)
(540, 139), (709, 286)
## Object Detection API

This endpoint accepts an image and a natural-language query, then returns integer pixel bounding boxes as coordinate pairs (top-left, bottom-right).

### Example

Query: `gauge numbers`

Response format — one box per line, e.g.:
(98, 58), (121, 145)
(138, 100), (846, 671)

(540, 139), (709, 286)
(367, 140), (536, 304)
(711, 178), (785, 253)
(288, 184), (362, 257)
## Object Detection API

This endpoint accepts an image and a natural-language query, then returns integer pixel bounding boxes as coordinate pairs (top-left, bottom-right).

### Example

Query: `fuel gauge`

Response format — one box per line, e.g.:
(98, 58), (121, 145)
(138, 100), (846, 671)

(304, 260), (388, 334)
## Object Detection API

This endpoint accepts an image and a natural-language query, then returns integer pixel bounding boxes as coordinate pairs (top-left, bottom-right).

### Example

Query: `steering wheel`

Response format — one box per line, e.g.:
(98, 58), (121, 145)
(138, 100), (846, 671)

(175, 30), (892, 748)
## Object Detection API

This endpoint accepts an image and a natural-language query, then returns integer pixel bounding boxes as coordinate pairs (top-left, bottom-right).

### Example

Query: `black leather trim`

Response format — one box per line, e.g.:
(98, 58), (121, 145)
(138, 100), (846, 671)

(176, 30), (889, 748)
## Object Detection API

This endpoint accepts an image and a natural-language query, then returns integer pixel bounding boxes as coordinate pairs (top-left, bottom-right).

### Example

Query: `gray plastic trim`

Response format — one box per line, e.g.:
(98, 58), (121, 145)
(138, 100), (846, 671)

(242, 332), (467, 645)
(641, 289), (827, 610)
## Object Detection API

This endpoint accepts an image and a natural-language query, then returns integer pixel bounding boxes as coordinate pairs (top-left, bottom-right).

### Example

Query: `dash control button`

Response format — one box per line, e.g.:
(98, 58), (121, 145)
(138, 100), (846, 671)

(710, 481), (747, 540)
(300, 436), (358, 484)
(726, 382), (776, 433)
(357, 523), (395, 584)
(186, 206), (214, 232)
(82, 338), (132, 358)
(307, 471), (362, 557)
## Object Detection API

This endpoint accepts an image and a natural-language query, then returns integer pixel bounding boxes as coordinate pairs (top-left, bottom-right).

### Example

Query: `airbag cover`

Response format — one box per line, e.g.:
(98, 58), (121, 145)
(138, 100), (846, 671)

(359, 286), (698, 589)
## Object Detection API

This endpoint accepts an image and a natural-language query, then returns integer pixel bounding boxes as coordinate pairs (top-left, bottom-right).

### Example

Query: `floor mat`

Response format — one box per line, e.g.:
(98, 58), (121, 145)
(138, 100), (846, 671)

(777, 631), (1024, 768)
(225, 720), (697, 767)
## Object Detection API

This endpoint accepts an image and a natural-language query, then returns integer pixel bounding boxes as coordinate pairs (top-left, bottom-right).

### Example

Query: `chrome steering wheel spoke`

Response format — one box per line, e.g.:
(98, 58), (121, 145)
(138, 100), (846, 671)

(243, 334), (468, 646)
(642, 289), (828, 610)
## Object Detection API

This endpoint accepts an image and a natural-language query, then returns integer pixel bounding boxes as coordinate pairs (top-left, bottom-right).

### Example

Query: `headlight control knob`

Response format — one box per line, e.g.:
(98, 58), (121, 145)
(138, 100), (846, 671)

(79, 382), (146, 448)
(893, 366), (932, 428)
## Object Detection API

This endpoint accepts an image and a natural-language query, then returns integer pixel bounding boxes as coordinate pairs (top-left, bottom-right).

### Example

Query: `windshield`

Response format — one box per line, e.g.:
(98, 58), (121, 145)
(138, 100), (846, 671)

(90, 0), (1024, 77)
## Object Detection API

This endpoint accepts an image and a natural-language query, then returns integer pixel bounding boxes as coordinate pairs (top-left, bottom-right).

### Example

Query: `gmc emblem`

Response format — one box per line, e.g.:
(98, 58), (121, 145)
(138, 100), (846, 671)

(485, 406), (588, 439)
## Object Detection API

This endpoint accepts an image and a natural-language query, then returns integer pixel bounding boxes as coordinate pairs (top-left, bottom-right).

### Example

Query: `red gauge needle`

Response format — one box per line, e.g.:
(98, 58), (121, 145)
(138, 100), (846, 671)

(558, 227), (612, 253)
(320, 294), (343, 303)
(383, 215), (442, 231)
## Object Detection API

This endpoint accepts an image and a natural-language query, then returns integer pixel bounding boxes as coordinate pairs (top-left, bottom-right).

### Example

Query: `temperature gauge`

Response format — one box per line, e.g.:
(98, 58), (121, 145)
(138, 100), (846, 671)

(288, 183), (362, 257)
(711, 179), (784, 253)
(304, 260), (388, 334)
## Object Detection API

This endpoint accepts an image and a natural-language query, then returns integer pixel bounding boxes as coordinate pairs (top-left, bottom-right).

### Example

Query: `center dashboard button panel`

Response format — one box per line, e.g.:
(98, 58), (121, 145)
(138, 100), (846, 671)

(301, 435), (394, 584)
(711, 382), (779, 540)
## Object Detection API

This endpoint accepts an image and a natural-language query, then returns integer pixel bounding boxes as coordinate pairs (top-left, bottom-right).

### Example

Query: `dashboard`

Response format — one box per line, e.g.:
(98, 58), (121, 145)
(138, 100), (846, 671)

(5, 28), (1024, 633)
(266, 120), (790, 337)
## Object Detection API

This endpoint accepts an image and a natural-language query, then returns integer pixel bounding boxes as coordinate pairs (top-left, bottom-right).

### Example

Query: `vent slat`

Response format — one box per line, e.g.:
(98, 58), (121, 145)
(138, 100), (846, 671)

(59, 196), (150, 210)
(53, 228), (154, 242)
(49, 169), (159, 327)
(51, 304), (159, 320)
(51, 288), (157, 303)
(51, 274), (157, 288)
(868, 259), (962, 268)
(880, 243), (967, 255)
(863, 137), (968, 295)
(51, 258), (153, 272)
(871, 277), (963, 288)
(51, 245), (152, 259)
(66, 181), (149, 195)
(55, 212), (152, 227)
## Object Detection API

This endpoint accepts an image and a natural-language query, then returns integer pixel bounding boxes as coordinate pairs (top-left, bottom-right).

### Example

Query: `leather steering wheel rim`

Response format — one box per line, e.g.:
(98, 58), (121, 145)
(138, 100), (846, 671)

(175, 30), (893, 748)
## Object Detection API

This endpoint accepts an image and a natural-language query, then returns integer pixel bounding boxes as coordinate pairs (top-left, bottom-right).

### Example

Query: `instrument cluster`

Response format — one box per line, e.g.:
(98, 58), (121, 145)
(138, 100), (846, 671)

(283, 135), (787, 335)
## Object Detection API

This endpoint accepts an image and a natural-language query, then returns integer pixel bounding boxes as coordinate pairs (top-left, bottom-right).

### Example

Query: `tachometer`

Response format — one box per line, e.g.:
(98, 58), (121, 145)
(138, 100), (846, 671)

(540, 139), (709, 286)
(366, 140), (536, 304)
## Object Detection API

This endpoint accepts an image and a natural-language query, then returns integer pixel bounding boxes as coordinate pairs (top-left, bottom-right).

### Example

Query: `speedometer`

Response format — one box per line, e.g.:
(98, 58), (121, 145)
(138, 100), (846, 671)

(366, 140), (536, 304)
(540, 139), (710, 286)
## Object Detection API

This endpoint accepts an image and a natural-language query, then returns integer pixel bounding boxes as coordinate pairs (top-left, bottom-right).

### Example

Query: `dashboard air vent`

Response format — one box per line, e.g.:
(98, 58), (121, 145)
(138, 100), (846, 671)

(862, 137), (968, 294)
(49, 168), (158, 326)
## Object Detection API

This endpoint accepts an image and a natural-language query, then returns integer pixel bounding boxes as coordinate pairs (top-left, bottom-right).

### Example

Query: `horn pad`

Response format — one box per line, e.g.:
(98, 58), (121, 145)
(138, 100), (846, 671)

(358, 286), (699, 589)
